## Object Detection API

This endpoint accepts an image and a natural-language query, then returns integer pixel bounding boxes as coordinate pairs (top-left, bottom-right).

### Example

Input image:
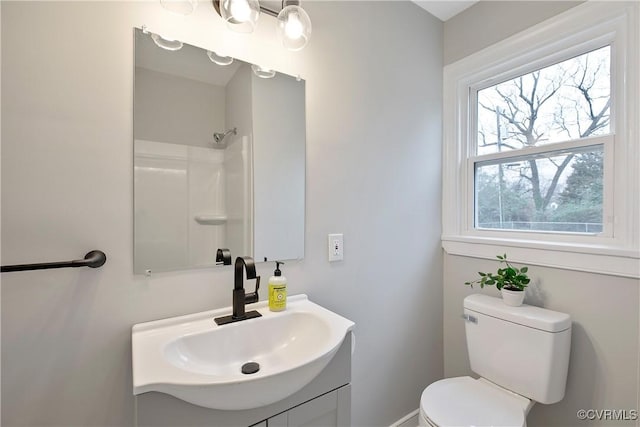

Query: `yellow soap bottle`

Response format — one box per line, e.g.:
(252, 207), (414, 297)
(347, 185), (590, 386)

(268, 261), (287, 312)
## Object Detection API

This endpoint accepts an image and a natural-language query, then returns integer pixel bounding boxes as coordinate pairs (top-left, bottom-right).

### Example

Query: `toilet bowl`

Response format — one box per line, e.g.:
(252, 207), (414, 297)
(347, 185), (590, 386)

(419, 294), (571, 427)
(419, 377), (533, 427)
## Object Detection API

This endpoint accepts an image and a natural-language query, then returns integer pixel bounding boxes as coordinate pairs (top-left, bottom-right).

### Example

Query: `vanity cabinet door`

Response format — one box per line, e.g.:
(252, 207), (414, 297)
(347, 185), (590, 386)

(267, 385), (351, 427)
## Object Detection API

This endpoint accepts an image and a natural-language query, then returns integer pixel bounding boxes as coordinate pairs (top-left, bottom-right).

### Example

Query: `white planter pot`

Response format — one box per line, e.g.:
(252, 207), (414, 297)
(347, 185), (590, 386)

(501, 288), (525, 306)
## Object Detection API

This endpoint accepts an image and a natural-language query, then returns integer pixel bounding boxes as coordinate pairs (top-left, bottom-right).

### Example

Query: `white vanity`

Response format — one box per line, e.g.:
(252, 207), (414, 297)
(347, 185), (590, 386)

(132, 295), (354, 426)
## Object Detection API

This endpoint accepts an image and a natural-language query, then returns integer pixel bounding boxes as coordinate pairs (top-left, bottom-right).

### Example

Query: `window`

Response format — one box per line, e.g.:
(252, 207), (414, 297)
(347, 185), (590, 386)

(442, 2), (639, 278)
(474, 46), (610, 235)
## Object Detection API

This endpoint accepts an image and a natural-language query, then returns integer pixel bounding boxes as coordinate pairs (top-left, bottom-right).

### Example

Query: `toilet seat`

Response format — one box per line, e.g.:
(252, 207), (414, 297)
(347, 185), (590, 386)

(420, 376), (531, 427)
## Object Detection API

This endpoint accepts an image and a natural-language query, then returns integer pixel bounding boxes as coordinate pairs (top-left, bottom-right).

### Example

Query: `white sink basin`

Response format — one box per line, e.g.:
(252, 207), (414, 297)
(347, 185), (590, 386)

(132, 294), (354, 410)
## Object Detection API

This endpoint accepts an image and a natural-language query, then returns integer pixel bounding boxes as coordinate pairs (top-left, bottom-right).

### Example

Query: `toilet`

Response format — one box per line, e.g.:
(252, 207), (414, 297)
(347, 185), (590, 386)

(420, 294), (571, 427)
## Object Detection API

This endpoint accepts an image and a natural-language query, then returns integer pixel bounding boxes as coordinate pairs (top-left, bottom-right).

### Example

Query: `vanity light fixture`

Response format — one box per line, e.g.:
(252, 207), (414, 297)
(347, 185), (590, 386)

(212, 0), (312, 51)
(276, 0), (311, 51)
(150, 32), (184, 51)
(207, 50), (234, 66)
(251, 64), (276, 79)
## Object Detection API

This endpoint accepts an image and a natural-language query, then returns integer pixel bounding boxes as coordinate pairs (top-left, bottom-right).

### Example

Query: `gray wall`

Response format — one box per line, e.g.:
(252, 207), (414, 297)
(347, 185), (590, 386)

(252, 72), (305, 262)
(225, 63), (254, 258)
(134, 67), (226, 148)
(444, 255), (639, 427)
(443, 2), (640, 426)
(1, 1), (443, 426)
(444, 1), (582, 65)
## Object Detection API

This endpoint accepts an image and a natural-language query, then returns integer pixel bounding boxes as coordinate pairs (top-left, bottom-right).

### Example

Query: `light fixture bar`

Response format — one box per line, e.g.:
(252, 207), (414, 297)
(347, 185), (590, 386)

(261, 0), (300, 17)
(212, 1), (277, 17)
(259, 6), (278, 17)
(211, 0), (284, 18)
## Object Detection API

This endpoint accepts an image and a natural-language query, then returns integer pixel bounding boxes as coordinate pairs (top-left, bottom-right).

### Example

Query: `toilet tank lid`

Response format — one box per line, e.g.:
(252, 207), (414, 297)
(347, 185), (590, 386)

(464, 294), (571, 332)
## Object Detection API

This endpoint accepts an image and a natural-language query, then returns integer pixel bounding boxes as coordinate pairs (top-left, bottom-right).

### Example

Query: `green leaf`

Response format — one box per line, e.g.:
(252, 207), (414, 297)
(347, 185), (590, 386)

(462, 253), (531, 292)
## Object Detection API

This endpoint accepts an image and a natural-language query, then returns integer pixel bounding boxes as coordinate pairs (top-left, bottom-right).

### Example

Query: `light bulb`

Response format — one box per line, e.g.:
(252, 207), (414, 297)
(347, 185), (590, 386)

(284, 12), (304, 40)
(220, 0), (259, 33)
(251, 64), (276, 79)
(277, 4), (312, 51)
(207, 51), (234, 66)
(230, 0), (251, 22)
(150, 33), (183, 51)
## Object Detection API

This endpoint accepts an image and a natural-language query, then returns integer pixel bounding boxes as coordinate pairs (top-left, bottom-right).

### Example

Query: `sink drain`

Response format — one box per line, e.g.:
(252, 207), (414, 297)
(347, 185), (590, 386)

(241, 362), (260, 375)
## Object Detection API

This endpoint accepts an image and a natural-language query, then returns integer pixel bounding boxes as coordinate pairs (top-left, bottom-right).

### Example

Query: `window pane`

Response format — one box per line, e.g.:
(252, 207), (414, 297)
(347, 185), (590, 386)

(475, 145), (604, 233)
(477, 46), (610, 155)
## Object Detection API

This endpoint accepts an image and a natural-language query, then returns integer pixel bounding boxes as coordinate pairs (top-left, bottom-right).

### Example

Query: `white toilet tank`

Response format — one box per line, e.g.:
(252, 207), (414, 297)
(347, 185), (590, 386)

(464, 294), (571, 404)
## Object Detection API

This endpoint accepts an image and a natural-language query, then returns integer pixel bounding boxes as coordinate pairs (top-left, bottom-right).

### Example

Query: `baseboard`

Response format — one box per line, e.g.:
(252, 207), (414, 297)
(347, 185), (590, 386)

(390, 409), (419, 427)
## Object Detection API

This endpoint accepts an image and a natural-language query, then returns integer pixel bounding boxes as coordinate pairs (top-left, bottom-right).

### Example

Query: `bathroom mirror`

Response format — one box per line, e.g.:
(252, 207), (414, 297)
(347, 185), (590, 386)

(133, 28), (305, 273)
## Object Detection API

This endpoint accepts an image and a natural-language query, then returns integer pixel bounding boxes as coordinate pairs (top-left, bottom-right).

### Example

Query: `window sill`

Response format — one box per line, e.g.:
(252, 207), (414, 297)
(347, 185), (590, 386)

(442, 235), (640, 279)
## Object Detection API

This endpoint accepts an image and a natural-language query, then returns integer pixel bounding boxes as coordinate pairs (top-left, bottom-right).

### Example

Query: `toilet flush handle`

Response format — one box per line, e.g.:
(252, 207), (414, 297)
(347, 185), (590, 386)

(461, 313), (478, 324)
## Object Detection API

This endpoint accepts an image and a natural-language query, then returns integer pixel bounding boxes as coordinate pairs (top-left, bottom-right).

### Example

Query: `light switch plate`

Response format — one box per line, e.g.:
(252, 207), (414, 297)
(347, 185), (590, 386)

(328, 234), (344, 262)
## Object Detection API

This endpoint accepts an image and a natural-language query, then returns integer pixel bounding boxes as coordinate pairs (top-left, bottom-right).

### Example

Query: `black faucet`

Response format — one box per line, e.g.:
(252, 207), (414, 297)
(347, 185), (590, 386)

(214, 256), (262, 325)
(215, 248), (231, 266)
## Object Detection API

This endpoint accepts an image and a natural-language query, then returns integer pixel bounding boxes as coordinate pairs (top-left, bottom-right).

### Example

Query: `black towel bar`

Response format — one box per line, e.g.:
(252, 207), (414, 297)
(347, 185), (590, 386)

(1, 250), (107, 273)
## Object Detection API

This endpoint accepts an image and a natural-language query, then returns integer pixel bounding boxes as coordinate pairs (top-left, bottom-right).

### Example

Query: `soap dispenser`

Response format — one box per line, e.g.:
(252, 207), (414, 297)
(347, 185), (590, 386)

(268, 261), (287, 312)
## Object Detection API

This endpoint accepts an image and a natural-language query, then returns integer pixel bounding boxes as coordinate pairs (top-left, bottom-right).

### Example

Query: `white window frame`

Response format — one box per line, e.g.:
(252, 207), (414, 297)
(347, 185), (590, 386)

(442, 2), (640, 278)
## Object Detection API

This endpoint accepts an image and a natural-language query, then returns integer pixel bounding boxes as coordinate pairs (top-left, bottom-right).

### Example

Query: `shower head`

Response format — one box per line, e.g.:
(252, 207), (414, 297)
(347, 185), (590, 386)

(213, 127), (237, 144)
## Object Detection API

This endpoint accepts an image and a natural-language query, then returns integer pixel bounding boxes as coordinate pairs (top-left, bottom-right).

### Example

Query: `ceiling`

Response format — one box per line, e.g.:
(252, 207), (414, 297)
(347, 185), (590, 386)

(411, 0), (478, 21)
(261, 1), (478, 23)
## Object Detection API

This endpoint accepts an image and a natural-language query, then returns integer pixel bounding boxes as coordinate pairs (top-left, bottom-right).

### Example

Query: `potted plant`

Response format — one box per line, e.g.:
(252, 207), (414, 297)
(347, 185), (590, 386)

(465, 254), (530, 306)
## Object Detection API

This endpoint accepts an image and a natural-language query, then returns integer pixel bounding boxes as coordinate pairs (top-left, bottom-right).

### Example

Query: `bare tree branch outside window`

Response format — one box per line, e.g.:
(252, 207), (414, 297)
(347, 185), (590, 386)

(475, 46), (610, 232)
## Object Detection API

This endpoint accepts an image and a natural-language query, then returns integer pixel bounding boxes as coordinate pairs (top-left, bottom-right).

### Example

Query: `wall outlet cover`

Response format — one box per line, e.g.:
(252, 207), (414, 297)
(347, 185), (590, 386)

(328, 233), (344, 262)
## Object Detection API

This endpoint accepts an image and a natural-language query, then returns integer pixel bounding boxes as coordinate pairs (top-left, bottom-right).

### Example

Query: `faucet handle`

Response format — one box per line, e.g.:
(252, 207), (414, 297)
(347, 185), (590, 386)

(245, 276), (260, 304)
(216, 248), (232, 265)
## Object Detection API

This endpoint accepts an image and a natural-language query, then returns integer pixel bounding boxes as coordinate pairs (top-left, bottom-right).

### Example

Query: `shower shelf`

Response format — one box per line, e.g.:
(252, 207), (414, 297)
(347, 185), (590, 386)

(194, 214), (228, 225)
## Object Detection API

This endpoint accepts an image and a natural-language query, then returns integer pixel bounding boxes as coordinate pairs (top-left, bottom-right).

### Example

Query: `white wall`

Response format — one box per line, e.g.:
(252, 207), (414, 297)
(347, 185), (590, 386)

(1, 1), (443, 426)
(443, 3), (640, 426)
